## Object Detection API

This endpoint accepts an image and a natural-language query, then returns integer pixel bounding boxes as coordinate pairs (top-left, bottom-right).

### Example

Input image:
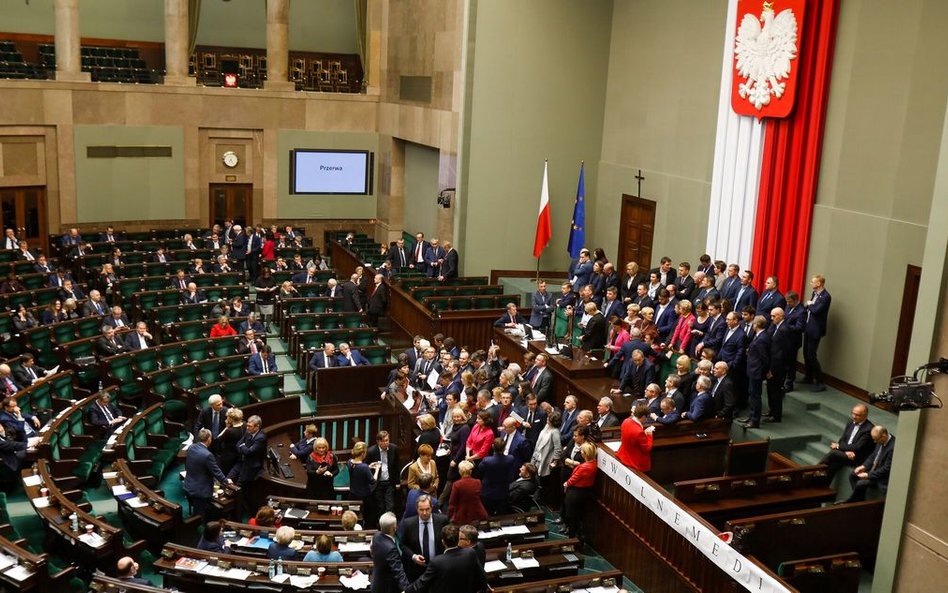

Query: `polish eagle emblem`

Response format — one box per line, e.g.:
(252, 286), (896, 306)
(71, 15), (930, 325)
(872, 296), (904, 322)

(734, 1), (799, 111)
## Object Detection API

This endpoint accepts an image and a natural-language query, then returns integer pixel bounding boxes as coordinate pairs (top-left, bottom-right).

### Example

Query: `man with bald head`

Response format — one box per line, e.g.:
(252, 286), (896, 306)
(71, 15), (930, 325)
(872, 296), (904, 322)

(500, 417), (531, 463)
(820, 404), (875, 480)
(116, 556), (152, 585)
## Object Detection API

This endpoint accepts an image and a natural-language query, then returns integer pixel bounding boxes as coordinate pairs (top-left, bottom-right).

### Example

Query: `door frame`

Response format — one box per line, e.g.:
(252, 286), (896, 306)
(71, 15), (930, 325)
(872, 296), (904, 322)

(0, 185), (48, 255)
(616, 194), (656, 270)
(208, 183), (254, 228)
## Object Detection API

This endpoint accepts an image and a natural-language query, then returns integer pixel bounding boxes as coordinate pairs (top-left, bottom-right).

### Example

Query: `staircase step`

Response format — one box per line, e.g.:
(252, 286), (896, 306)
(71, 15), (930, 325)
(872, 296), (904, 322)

(790, 450), (822, 467)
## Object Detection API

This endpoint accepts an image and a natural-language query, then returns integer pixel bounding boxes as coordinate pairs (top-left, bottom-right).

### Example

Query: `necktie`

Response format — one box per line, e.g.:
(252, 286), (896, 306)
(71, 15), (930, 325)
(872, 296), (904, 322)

(25, 252), (33, 261)
(871, 444), (884, 471)
(212, 410), (219, 436)
(27, 367), (36, 381)
(262, 357), (268, 374)
(3, 378), (15, 394)
(848, 423), (859, 445)
(421, 522), (431, 561)
(250, 341), (257, 354)
(324, 355), (329, 368)
(101, 404), (114, 423)
(528, 410), (534, 424)
(531, 369), (540, 387)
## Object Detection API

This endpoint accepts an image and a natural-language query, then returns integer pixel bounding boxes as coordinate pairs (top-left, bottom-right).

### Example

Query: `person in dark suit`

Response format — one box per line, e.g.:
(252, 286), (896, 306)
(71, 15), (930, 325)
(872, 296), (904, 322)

(194, 394), (231, 451)
(88, 392), (126, 432)
(649, 257), (675, 288)
(226, 414), (267, 516)
(529, 280), (554, 330)
(508, 463), (540, 511)
(731, 270), (759, 313)
(366, 273), (389, 327)
(682, 376), (713, 423)
(439, 242), (459, 281)
(248, 345), (278, 375)
(570, 251), (593, 293)
(756, 276), (787, 319)
(718, 312), (747, 370)
(96, 326), (127, 357)
(404, 524), (487, 593)
(12, 354), (47, 387)
(33, 255), (52, 275)
(845, 426), (895, 502)
(116, 557), (153, 586)
(803, 275), (832, 391)
(614, 349), (655, 399)
(493, 303), (527, 329)
(231, 226), (248, 272)
(410, 232), (430, 274)
(740, 316), (771, 429)
(123, 322), (154, 351)
(529, 354), (553, 404)
(559, 395), (579, 446)
(516, 395), (546, 446)
(292, 266), (319, 285)
(341, 274), (363, 312)
(674, 263), (696, 300)
(371, 513), (411, 593)
(388, 239), (410, 271)
(594, 396), (620, 429)
(0, 423), (29, 475)
(334, 342), (370, 366)
(651, 397), (682, 426)
(709, 362), (737, 420)
(398, 495), (450, 579)
(782, 291), (806, 392)
(600, 287), (624, 322)
(499, 417), (532, 464)
(580, 303), (607, 352)
(764, 307), (794, 422)
(183, 428), (232, 517)
(424, 239), (446, 278)
(820, 404), (875, 480)
(473, 439), (518, 515)
(308, 343), (337, 371)
(366, 431), (400, 518)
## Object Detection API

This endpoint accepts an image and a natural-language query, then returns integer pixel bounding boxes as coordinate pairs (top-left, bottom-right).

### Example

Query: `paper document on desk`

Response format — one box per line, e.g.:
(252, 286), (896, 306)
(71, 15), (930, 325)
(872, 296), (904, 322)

(102, 471), (118, 480)
(604, 440), (620, 452)
(291, 574), (319, 588)
(125, 497), (149, 508)
(544, 347), (561, 355)
(111, 484), (130, 495)
(79, 532), (107, 548)
(283, 507), (308, 519)
(270, 573), (291, 583)
(174, 557), (207, 571)
(0, 554), (16, 571)
(5, 565), (32, 581)
(484, 560), (508, 573)
(225, 568), (252, 580)
(477, 529), (504, 540)
(586, 587), (620, 593)
(500, 524), (530, 535)
(338, 541), (371, 552)
(22, 475), (41, 487)
(340, 570), (371, 590)
(31, 496), (50, 509)
(511, 556), (540, 569)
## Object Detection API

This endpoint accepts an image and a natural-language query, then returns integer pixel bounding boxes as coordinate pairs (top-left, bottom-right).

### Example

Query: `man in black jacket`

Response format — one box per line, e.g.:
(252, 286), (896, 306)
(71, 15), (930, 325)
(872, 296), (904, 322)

(405, 523), (487, 593)
(820, 404), (875, 480)
(845, 425), (895, 502)
(398, 495), (450, 580)
(366, 431), (400, 517)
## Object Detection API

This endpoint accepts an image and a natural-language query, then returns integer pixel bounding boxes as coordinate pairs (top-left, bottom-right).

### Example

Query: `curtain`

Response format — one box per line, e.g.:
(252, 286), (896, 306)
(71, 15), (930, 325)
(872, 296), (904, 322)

(353, 0), (368, 90)
(187, 0), (202, 56)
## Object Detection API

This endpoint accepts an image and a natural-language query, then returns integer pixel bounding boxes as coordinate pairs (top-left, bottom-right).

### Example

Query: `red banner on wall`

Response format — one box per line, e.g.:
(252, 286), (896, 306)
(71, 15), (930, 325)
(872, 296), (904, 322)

(732, 0), (806, 119)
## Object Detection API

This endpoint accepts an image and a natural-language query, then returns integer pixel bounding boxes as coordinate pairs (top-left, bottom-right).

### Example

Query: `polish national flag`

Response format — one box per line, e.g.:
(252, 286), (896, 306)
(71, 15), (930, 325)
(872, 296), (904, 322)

(533, 161), (552, 258)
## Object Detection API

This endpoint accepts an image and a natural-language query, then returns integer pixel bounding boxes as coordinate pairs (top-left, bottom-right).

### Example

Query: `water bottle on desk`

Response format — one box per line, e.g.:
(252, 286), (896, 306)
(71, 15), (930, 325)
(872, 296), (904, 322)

(70, 513), (79, 533)
(506, 542), (512, 563)
(268, 558), (275, 579)
(277, 557), (284, 576)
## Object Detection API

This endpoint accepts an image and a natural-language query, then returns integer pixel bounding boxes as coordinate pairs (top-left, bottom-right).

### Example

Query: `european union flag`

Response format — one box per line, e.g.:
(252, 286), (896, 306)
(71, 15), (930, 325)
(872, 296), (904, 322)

(567, 163), (586, 258)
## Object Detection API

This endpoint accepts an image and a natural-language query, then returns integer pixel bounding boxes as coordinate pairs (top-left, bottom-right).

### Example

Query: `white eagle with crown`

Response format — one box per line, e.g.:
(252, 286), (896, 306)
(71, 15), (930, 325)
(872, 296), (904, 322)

(734, 1), (799, 110)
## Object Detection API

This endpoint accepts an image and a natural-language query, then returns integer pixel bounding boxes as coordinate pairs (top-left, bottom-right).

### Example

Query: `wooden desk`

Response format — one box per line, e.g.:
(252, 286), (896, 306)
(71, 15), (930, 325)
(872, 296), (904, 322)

(488, 569), (624, 593)
(483, 538), (584, 585)
(155, 542), (374, 593)
(265, 496), (363, 529)
(492, 328), (613, 412)
(309, 364), (395, 407)
(220, 522), (375, 560)
(104, 459), (187, 546)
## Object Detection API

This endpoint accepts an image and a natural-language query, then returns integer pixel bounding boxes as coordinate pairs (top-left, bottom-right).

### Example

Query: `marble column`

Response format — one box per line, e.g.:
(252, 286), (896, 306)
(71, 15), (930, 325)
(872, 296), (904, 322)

(164, 0), (195, 86)
(54, 0), (90, 82)
(265, 0), (295, 91)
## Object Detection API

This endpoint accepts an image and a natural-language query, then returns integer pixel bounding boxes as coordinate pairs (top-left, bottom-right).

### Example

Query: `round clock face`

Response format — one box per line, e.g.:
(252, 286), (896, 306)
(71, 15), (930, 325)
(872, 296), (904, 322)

(222, 151), (239, 168)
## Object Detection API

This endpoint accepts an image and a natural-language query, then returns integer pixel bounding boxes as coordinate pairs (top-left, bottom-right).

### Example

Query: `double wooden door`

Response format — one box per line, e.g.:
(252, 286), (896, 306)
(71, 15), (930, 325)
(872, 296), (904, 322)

(617, 194), (655, 269)
(209, 183), (253, 229)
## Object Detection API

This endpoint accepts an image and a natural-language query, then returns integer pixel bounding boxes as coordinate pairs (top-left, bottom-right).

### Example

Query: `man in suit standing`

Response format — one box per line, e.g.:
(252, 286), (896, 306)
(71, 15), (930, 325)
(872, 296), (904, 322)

(367, 431), (400, 518)
(845, 425), (895, 502)
(439, 242), (459, 281)
(398, 495), (450, 579)
(756, 276), (787, 319)
(682, 376), (713, 422)
(366, 273), (389, 327)
(341, 273), (363, 313)
(653, 290), (679, 343)
(613, 349), (655, 399)
(0, 422), (29, 476)
(600, 286), (623, 322)
(194, 394), (231, 451)
(718, 313), (747, 371)
(404, 524), (487, 593)
(124, 322), (154, 351)
(231, 225), (247, 272)
(183, 429), (232, 518)
(764, 307), (794, 423)
(783, 291), (806, 392)
(674, 262), (696, 301)
(500, 417), (532, 464)
(570, 251), (593, 294)
(516, 394), (546, 446)
(732, 270), (759, 314)
(411, 232), (429, 275)
(425, 238), (446, 278)
(529, 280), (554, 331)
(371, 513), (411, 593)
(820, 404), (875, 480)
(559, 395), (579, 446)
(803, 274), (832, 392)
(227, 414), (267, 517)
(740, 316), (771, 429)
(388, 238), (410, 271)
(529, 353), (553, 404)
(719, 264), (742, 302)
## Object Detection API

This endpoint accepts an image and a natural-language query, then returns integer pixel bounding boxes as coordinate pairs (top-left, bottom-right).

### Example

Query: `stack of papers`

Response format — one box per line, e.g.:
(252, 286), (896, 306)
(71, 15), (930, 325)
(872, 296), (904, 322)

(511, 556), (539, 569)
(23, 475), (41, 487)
(338, 541), (371, 552)
(5, 565), (32, 581)
(31, 497), (50, 509)
(291, 574), (319, 588)
(102, 471), (119, 480)
(174, 557), (207, 571)
(501, 524), (530, 535)
(111, 485), (130, 496)
(340, 570), (371, 590)
(125, 497), (149, 509)
(270, 573), (291, 583)
(79, 532), (107, 548)
(478, 529), (504, 540)
(0, 554), (17, 571)
(484, 560), (508, 573)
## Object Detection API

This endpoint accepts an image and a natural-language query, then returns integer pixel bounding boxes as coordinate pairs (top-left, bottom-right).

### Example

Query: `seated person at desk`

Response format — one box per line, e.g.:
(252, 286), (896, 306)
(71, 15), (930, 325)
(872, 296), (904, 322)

(308, 343), (337, 371)
(248, 344), (278, 375)
(197, 520), (227, 553)
(289, 424), (318, 460)
(335, 342), (370, 366)
(494, 303), (527, 328)
(649, 397), (681, 426)
(303, 534), (344, 563)
(681, 376), (713, 423)
(0, 422), (30, 474)
(209, 315), (237, 338)
(341, 509), (363, 531)
(268, 525), (299, 561)
(249, 505), (280, 528)
(238, 312), (266, 336)
(116, 556), (153, 586)
(88, 392), (127, 431)
(0, 397), (42, 446)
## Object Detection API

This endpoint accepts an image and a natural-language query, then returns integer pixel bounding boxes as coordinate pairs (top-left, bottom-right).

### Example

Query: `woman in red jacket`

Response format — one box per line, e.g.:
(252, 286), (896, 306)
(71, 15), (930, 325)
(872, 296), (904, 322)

(448, 460), (488, 525)
(561, 442), (598, 541)
(616, 404), (655, 471)
(209, 315), (237, 337)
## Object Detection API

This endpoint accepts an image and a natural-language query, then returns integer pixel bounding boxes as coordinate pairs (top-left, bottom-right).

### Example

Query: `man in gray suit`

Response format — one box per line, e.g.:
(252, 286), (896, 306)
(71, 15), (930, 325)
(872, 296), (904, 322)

(183, 429), (232, 518)
(529, 280), (554, 331)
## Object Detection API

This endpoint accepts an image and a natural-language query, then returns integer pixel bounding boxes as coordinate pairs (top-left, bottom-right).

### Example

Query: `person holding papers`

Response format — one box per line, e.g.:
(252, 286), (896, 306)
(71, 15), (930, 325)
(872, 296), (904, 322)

(88, 392), (126, 432)
(493, 303), (527, 329)
(12, 353), (51, 385)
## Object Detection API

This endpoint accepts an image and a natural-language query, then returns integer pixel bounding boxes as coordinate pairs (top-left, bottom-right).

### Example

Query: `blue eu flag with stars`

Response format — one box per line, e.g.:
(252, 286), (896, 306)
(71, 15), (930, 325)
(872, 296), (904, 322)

(567, 163), (586, 258)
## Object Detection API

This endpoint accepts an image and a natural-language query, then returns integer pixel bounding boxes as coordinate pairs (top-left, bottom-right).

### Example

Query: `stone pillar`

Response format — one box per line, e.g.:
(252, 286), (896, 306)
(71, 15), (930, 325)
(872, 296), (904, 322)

(265, 0), (295, 91)
(164, 0), (195, 86)
(54, 0), (90, 82)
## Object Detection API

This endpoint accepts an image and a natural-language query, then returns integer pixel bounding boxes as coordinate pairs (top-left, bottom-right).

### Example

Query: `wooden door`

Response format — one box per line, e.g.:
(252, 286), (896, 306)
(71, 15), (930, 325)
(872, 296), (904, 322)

(891, 265), (921, 377)
(209, 183), (253, 228)
(617, 194), (655, 270)
(0, 186), (48, 254)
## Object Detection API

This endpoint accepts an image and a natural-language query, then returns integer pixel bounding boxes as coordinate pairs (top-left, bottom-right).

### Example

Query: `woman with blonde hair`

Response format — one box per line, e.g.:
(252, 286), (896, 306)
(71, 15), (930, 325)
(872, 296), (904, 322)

(407, 443), (439, 491)
(347, 441), (377, 527)
(305, 437), (339, 500)
(217, 407), (245, 474)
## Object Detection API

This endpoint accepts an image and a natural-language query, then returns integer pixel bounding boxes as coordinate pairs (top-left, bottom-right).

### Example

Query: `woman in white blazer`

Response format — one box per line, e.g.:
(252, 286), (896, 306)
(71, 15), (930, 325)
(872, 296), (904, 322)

(530, 410), (563, 478)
